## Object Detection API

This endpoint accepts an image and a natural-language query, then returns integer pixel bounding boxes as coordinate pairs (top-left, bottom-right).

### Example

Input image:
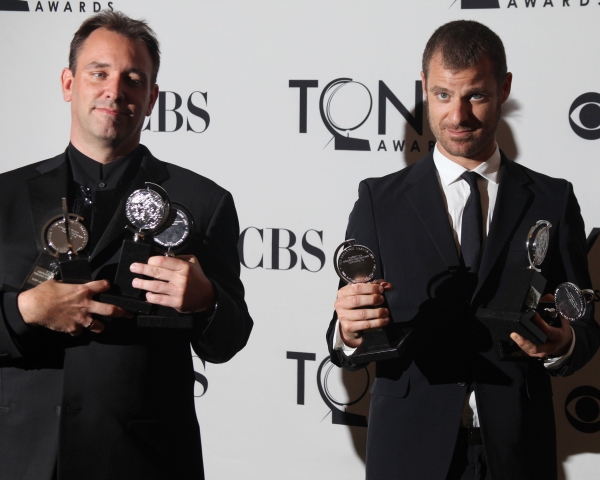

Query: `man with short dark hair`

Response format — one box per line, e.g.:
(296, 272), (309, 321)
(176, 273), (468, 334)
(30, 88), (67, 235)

(0, 11), (252, 480)
(328, 20), (599, 480)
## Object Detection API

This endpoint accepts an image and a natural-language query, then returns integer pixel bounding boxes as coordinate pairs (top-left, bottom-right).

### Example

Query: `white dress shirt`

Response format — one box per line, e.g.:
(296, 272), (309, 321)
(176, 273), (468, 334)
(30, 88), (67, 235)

(333, 143), (575, 428)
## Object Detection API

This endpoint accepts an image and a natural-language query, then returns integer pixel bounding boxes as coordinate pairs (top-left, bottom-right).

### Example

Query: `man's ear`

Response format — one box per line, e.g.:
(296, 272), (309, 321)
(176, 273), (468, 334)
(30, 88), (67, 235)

(500, 72), (512, 105)
(61, 68), (74, 102)
(146, 83), (159, 116)
(420, 72), (427, 100)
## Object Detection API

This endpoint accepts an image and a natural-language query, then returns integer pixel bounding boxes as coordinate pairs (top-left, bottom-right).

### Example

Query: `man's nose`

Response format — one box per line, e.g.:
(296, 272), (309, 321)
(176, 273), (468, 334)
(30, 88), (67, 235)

(448, 98), (471, 125)
(104, 75), (124, 101)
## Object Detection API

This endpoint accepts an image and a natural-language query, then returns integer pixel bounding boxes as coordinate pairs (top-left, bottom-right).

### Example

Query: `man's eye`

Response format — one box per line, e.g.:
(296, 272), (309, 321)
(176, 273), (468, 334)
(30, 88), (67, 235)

(92, 72), (106, 78)
(437, 93), (449, 100)
(129, 77), (143, 86)
(471, 94), (484, 100)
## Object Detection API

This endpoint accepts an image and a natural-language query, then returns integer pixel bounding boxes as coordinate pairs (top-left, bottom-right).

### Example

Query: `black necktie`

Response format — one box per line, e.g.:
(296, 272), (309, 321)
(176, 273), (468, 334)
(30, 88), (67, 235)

(460, 171), (483, 275)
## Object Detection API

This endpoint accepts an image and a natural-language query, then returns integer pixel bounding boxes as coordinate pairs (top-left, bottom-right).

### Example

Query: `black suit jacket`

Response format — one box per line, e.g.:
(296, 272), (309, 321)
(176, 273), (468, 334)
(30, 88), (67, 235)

(0, 146), (253, 480)
(327, 152), (599, 480)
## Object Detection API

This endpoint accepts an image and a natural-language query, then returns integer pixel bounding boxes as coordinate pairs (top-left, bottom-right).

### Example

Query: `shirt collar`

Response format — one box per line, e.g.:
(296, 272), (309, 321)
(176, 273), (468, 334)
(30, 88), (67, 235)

(67, 143), (143, 191)
(432, 143), (501, 186)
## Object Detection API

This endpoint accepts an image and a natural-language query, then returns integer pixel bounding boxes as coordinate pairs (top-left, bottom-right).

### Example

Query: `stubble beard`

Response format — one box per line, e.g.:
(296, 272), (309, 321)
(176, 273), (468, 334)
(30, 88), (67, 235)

(426, 100), (502, 159)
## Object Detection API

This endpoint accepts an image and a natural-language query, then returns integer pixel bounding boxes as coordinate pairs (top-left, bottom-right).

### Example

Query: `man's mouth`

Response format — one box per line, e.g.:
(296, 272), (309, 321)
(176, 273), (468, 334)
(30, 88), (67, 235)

(95, 107), (129, 117)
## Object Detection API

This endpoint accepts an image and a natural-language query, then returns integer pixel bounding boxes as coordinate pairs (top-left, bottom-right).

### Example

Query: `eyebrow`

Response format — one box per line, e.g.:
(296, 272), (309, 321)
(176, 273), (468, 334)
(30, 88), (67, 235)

(429, 85), (489, 96)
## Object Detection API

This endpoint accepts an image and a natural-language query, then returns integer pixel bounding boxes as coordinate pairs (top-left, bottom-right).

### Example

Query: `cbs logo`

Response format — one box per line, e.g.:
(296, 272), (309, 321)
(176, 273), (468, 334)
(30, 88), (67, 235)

(569, 92), (600, 140)
(565, 385), (600, 433)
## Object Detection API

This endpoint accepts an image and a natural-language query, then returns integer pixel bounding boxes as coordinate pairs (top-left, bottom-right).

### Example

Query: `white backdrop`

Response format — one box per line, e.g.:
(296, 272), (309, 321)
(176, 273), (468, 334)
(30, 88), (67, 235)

(1, 1), (600, 479)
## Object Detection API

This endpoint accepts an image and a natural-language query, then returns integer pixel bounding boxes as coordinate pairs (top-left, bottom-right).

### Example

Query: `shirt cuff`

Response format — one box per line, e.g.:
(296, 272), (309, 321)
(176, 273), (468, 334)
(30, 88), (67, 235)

(332, 319), (357, 355)
(544, 326), (576, 370)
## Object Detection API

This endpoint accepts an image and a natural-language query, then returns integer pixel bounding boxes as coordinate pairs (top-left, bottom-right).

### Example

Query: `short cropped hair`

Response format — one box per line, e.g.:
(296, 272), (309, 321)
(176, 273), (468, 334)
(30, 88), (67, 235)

(422, 20), (507, 88)
(69, 10), (161, 84)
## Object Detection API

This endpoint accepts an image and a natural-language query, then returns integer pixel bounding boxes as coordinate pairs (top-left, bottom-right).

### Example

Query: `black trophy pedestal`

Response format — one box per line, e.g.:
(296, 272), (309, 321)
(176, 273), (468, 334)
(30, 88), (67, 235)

(350, 324), (412, 363)
(58, 254), (91, 284)
(477, 267), (548, 359)
(96, 239), (193, 328)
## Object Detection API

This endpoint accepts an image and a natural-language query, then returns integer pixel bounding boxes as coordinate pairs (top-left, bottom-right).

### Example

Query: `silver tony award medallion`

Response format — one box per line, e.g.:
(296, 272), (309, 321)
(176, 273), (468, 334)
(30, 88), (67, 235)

(125, 183), (170, 240)
(543, 282), (596, 322)
(334, 239), (377, 285)
(23, 198), (91, 290)
(154, 203), (193, 257)
(333, 239), (411, 363)
(477, 220), (555, 359)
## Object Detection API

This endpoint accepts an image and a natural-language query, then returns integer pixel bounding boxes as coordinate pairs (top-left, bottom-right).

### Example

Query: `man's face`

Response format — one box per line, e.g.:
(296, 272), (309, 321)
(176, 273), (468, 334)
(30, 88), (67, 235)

(61, 28), (158, 157)
(421, 53), (512, 164)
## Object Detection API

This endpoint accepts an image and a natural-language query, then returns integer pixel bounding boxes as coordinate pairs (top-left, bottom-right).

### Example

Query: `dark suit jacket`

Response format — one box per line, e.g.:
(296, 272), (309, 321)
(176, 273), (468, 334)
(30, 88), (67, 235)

(0, 146), (253, 480)
(327, 151), (599, 480)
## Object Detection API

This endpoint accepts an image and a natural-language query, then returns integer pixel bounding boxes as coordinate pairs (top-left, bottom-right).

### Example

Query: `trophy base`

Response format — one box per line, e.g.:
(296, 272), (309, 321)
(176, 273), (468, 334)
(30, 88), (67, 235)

(59, 256), (91, 284)
(350, 325), (412, 363)
(477, 308), (547, 345)
(137, 315), (194, 329)
(96, 293), (153, 315)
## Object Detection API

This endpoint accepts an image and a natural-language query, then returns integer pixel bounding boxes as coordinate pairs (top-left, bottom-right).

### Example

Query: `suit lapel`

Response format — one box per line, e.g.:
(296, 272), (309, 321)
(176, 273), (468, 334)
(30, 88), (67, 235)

(27, 152), (70, 252)
(404, 153), (460, 269)
(473, 154), (532, 300)
(89, 149), (170, 262)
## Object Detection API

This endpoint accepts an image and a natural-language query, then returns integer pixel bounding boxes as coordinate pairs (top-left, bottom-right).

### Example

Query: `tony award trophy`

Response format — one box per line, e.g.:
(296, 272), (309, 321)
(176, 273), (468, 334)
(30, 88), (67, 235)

(334, 239), (411, 363)
(97, 184), (194, 328)
(477, 220), (553, 359)
(97, 182), (170, 314)
(22, 198), (91, 289)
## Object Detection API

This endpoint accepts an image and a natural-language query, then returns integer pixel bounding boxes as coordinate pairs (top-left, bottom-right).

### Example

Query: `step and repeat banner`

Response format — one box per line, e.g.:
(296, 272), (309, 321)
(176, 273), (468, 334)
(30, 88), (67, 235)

(1, 1), (600, 479)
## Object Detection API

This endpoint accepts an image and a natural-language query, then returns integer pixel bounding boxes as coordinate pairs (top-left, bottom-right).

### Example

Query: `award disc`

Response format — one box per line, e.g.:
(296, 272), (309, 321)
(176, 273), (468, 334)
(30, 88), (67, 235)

(555, 282), (587, 322)
(125, 183), (170, 233)
(526, 220), (552, 271)
(154, 203), (193, 253)
(334, 239), (377, 284)
(44, 215), (89, 256)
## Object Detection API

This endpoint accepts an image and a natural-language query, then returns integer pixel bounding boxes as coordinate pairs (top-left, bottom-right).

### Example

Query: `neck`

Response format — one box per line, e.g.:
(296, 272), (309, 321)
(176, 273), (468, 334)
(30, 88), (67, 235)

(69, 138), (140, 165)
(437, 141), (497, 171)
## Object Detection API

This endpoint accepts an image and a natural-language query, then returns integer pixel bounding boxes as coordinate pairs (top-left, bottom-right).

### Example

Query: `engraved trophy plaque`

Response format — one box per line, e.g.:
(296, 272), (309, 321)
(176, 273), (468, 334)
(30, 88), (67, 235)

(22, 198), (91, 289)
(97, 183), (170, 314)
(477, 220), (553, 359)
(334, 239), (411, 363)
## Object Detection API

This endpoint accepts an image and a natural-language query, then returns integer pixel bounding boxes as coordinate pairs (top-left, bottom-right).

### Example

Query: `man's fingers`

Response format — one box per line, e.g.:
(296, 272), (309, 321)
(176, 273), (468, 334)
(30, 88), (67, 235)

(88, 301), (132, 318)
(335, 293), (385, 310)
(83, 318), (105, 334)
(81, 280), (112, 295)
(338, 282), (386, 298)
(132, 278), (177, 295)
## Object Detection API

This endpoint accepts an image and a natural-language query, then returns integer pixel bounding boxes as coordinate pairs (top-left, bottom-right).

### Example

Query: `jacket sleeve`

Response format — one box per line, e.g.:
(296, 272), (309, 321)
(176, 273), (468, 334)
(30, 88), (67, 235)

(546, 182), (600, 376)
(190, 190), (253, 364)
(327, 180), (382, 371)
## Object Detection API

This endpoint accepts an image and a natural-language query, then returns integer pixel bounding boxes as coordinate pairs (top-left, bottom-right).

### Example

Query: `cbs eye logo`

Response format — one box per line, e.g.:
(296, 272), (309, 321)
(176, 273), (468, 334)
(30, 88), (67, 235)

(569, 93), (600, 140)
(565, 385), (600, 433)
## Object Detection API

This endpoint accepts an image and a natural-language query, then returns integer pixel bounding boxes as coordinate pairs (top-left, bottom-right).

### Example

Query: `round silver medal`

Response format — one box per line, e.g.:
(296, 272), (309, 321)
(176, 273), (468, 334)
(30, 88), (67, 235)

(154, 205), (192, 253)
(125, 183), (170, 232)
(334, 239), (377, 284)
(526, 220), (552, 271)
(44, 215), (89, 256)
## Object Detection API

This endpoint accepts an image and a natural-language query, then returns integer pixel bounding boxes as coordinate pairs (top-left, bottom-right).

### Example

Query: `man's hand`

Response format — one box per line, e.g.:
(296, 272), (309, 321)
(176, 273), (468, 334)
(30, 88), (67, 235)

(510, 294), (574, 359)
(130, 255), (215, 314)
(18, 280), (131, 336)
(334, 280), (392, 348)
